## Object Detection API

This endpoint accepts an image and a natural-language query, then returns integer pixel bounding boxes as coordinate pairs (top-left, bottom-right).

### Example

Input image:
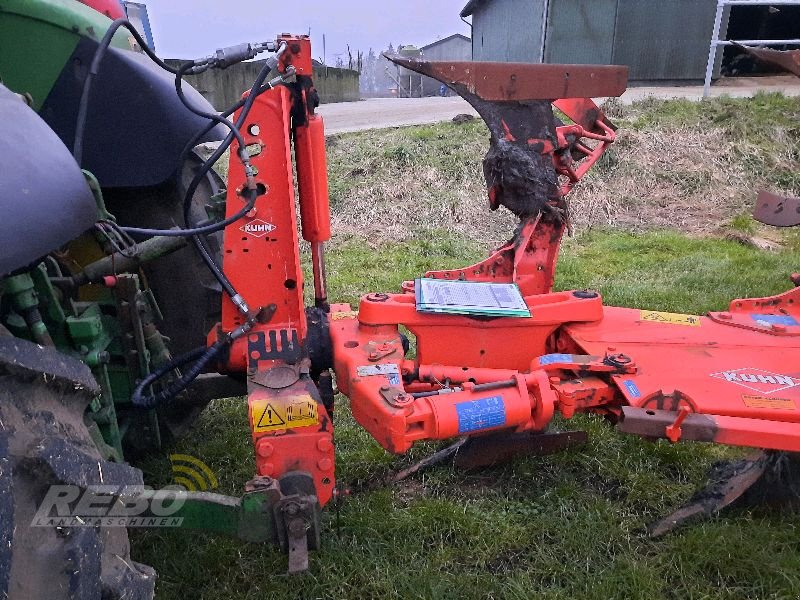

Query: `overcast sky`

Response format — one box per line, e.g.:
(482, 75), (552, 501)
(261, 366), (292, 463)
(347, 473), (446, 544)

(140, 0), (471, 61)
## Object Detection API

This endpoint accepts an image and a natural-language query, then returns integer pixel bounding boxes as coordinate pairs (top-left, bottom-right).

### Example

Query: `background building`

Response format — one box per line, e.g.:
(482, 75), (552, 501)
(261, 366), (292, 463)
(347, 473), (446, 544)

(460, 0), (800, 81)
(420, 34), (472, 95)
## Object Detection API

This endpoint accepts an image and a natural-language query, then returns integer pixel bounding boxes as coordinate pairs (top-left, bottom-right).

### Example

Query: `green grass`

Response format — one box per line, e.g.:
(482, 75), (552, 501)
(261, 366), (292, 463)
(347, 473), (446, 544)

(557, 230), (800, 313)
(631, 94), (800, 192)
(131, 95), (800, 598)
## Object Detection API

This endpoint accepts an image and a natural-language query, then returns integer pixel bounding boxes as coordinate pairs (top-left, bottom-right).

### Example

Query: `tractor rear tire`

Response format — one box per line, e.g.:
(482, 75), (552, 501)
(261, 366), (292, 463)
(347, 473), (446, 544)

(103, 152), (225, 361)
(0, 338), (155, 599)
(103, 152), (231, 446)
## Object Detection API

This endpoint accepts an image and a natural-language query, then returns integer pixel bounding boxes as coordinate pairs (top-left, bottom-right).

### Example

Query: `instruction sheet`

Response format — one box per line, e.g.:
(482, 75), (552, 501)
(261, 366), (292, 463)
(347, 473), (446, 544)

(415, 278), (530, 318)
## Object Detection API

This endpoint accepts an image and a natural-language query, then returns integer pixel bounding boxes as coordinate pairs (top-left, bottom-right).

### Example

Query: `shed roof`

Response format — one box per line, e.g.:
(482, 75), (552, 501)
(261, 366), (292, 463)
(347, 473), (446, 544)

(421, 33), (471, 51)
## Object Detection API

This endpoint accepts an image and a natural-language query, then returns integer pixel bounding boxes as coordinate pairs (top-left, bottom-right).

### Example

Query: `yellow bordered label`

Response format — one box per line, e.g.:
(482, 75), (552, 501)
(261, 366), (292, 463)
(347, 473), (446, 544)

(639, 310), (701, 327)
(251, 394), (318, 433)
(742, 394), (796, 410)
(330, 311), (359, 321)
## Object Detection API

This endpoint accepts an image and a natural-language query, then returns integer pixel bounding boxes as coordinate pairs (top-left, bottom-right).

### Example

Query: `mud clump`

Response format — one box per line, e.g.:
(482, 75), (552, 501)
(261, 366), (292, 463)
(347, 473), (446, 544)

(483, 139), (560, 220)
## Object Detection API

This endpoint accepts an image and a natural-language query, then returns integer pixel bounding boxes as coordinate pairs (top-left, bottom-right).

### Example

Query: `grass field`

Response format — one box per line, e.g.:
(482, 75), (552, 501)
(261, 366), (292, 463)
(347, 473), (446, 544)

(132, 93), (800, 599)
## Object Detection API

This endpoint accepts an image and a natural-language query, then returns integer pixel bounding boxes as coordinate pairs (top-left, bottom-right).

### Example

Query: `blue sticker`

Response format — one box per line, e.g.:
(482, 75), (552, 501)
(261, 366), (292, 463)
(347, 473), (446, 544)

(623, 380), (641, 399)
(538, 353), (573, 366)
(455, 395), (506, 433)
(387, 373), (401, 385)
(751, 314), (798, 327)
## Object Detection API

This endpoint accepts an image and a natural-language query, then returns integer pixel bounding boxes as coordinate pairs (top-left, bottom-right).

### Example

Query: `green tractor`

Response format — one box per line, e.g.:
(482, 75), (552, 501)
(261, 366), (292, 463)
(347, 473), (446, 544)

(0, 1), (274, 596)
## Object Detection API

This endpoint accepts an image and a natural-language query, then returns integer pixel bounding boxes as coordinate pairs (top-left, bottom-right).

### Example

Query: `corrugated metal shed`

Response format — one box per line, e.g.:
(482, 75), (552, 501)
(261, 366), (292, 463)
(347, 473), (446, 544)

(469, 0), (548, 63)
(543, 0), (616, 65)
(462, 0), (727, 80)
(612, 0), (720, 80)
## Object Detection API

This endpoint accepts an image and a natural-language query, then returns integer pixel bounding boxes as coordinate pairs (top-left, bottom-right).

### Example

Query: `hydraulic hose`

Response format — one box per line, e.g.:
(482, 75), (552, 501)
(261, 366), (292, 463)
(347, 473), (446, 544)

(118, 187), (258, 237)
(76, 21), (288, 405)
(131, 305), (274, 409)
(131, 343), (226, 410)
(119, 45), (287, 239)
(176, 75), (286, 170)
(174, 61), (247, 154)
(175, 74), (285, 300)
(74, 19), (255, 238)
(73, 18), (181, 164)
(180, 45), (288, 230)
(73, 18), (253, 300)
(173, 51), (289, 308)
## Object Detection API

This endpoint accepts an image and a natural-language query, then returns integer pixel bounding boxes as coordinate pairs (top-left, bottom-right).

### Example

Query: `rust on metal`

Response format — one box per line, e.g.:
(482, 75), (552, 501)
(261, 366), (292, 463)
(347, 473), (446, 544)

(383, 55), (626, 222)
(617, 406), (718, 442)
(735, 44), (800, 77)
(385, 55), (629, 101)
(453, 430), (588, 469)
(386, 55), (559, 219)
(753, 189), (800, 227)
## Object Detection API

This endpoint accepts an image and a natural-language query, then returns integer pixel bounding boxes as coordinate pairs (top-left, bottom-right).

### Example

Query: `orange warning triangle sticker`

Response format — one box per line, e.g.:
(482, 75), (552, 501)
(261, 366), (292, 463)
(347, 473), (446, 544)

(256, 403), (286, 428)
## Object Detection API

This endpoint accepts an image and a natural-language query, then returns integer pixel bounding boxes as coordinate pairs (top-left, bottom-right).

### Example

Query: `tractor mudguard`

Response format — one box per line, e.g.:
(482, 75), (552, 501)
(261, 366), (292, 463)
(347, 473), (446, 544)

(0, 84), (97, 276)
(39, 36), (226, 188)
(0, 0), (224, 189)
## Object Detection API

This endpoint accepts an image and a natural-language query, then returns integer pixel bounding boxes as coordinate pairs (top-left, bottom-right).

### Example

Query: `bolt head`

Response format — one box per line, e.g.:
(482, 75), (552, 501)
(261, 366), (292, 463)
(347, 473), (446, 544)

(257, 440), (274, 458)
(317, 458), (333, 472)
(317, 437), (333, 453)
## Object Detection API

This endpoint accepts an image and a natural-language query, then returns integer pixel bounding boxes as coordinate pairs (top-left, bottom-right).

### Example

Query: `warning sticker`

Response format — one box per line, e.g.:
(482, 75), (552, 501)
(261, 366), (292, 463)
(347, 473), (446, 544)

(639, 310), (701, 327)
(251, 394), (318, 433)
(742, 394), (797, 410)
(356, 363), (400, 377)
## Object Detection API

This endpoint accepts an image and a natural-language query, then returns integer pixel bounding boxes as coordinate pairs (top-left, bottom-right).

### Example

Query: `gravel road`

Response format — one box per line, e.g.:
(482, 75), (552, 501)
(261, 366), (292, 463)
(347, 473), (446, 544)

(317, 76), (800, 135)
(318, 97), (478, 135)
